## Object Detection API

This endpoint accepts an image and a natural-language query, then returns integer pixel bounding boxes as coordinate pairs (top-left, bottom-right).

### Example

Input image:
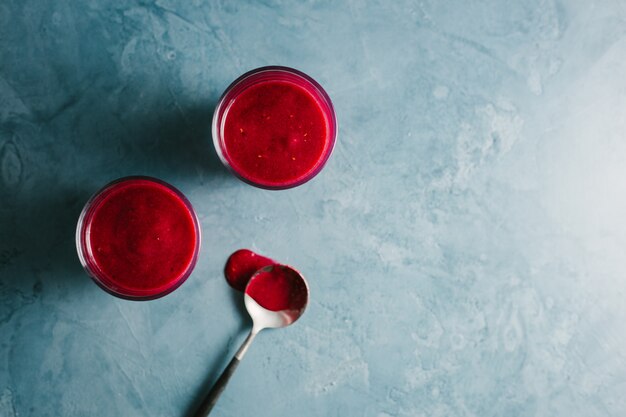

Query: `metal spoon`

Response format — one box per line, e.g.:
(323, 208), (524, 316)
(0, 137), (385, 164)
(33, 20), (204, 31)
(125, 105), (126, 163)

(193, 264), (309, 416)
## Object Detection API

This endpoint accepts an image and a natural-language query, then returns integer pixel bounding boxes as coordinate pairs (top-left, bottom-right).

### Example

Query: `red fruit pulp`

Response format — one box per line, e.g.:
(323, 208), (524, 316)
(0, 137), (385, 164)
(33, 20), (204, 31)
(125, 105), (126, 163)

(224, 249), (308, 312)
(215, 68), (335, 189)
(80, 178), (199, 298)
(224, 249), (275, 291)
(245, 265), (308, 312)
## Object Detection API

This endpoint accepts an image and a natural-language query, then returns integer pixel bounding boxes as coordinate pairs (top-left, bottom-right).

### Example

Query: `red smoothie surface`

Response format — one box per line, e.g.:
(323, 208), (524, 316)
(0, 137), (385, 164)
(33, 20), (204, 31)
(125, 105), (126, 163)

(221, 79), (332, 187)
(224, 249), (275, 291)
(83, 178), (198, 297)
(245, 265), (308, 312)
(224, 249), (308, 312)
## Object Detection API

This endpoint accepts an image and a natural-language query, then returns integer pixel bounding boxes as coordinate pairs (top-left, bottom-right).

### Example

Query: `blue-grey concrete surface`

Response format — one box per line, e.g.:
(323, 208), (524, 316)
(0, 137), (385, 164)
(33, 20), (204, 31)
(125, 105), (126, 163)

(2, 1), (626, 416)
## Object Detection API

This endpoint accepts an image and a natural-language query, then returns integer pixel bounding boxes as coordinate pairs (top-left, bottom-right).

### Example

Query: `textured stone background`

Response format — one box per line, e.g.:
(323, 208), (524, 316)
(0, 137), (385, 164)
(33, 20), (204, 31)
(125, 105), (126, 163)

(2, 1), (626, 416)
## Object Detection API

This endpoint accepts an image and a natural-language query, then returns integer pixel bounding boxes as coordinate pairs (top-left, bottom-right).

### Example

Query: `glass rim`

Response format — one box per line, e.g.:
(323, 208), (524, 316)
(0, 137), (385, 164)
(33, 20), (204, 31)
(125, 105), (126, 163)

(75, 176), (201, 301)
(212, 66), (338, 190)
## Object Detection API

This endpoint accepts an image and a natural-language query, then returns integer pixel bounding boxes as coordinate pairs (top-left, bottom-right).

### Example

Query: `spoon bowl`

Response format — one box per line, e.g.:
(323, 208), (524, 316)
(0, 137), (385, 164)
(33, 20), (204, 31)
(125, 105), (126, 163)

(245, 264), (309, 330)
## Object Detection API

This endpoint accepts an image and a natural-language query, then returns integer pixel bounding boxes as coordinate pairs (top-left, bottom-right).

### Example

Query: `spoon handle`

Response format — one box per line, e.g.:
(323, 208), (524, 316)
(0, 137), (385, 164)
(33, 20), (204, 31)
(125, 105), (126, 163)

(193, 330), (258, 416)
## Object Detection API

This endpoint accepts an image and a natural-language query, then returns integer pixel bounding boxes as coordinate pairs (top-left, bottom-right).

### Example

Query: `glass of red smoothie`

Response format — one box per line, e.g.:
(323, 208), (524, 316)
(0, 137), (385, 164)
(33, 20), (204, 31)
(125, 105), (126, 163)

(76, 176), (201, 300)
(212, 66), (337, 189)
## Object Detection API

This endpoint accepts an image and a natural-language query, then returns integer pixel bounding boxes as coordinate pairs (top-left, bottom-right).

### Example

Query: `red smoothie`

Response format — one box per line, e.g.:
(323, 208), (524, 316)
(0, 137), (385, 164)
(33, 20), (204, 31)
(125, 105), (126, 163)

(224, 249), (274, 292)
(77, 177), (200, 300)
(224, 249), (308, 313)
(213, 67), (337, 189)
(245, 265), (308, 312)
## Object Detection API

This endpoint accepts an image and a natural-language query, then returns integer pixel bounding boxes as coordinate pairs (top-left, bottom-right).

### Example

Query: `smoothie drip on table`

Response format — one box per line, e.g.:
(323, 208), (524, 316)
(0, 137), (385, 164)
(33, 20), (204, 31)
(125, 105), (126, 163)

(225, 249), (307, 312)
(224, 249), (275, 291)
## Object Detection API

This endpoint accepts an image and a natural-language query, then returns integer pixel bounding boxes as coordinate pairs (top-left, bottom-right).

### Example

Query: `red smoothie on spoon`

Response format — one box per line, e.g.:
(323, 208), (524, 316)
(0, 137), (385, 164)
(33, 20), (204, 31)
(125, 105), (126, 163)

(76, 177), (200, 300)
(245, 265), (308, 313)
(213, 67), (337, 189)
(224, 249), (308, 313)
